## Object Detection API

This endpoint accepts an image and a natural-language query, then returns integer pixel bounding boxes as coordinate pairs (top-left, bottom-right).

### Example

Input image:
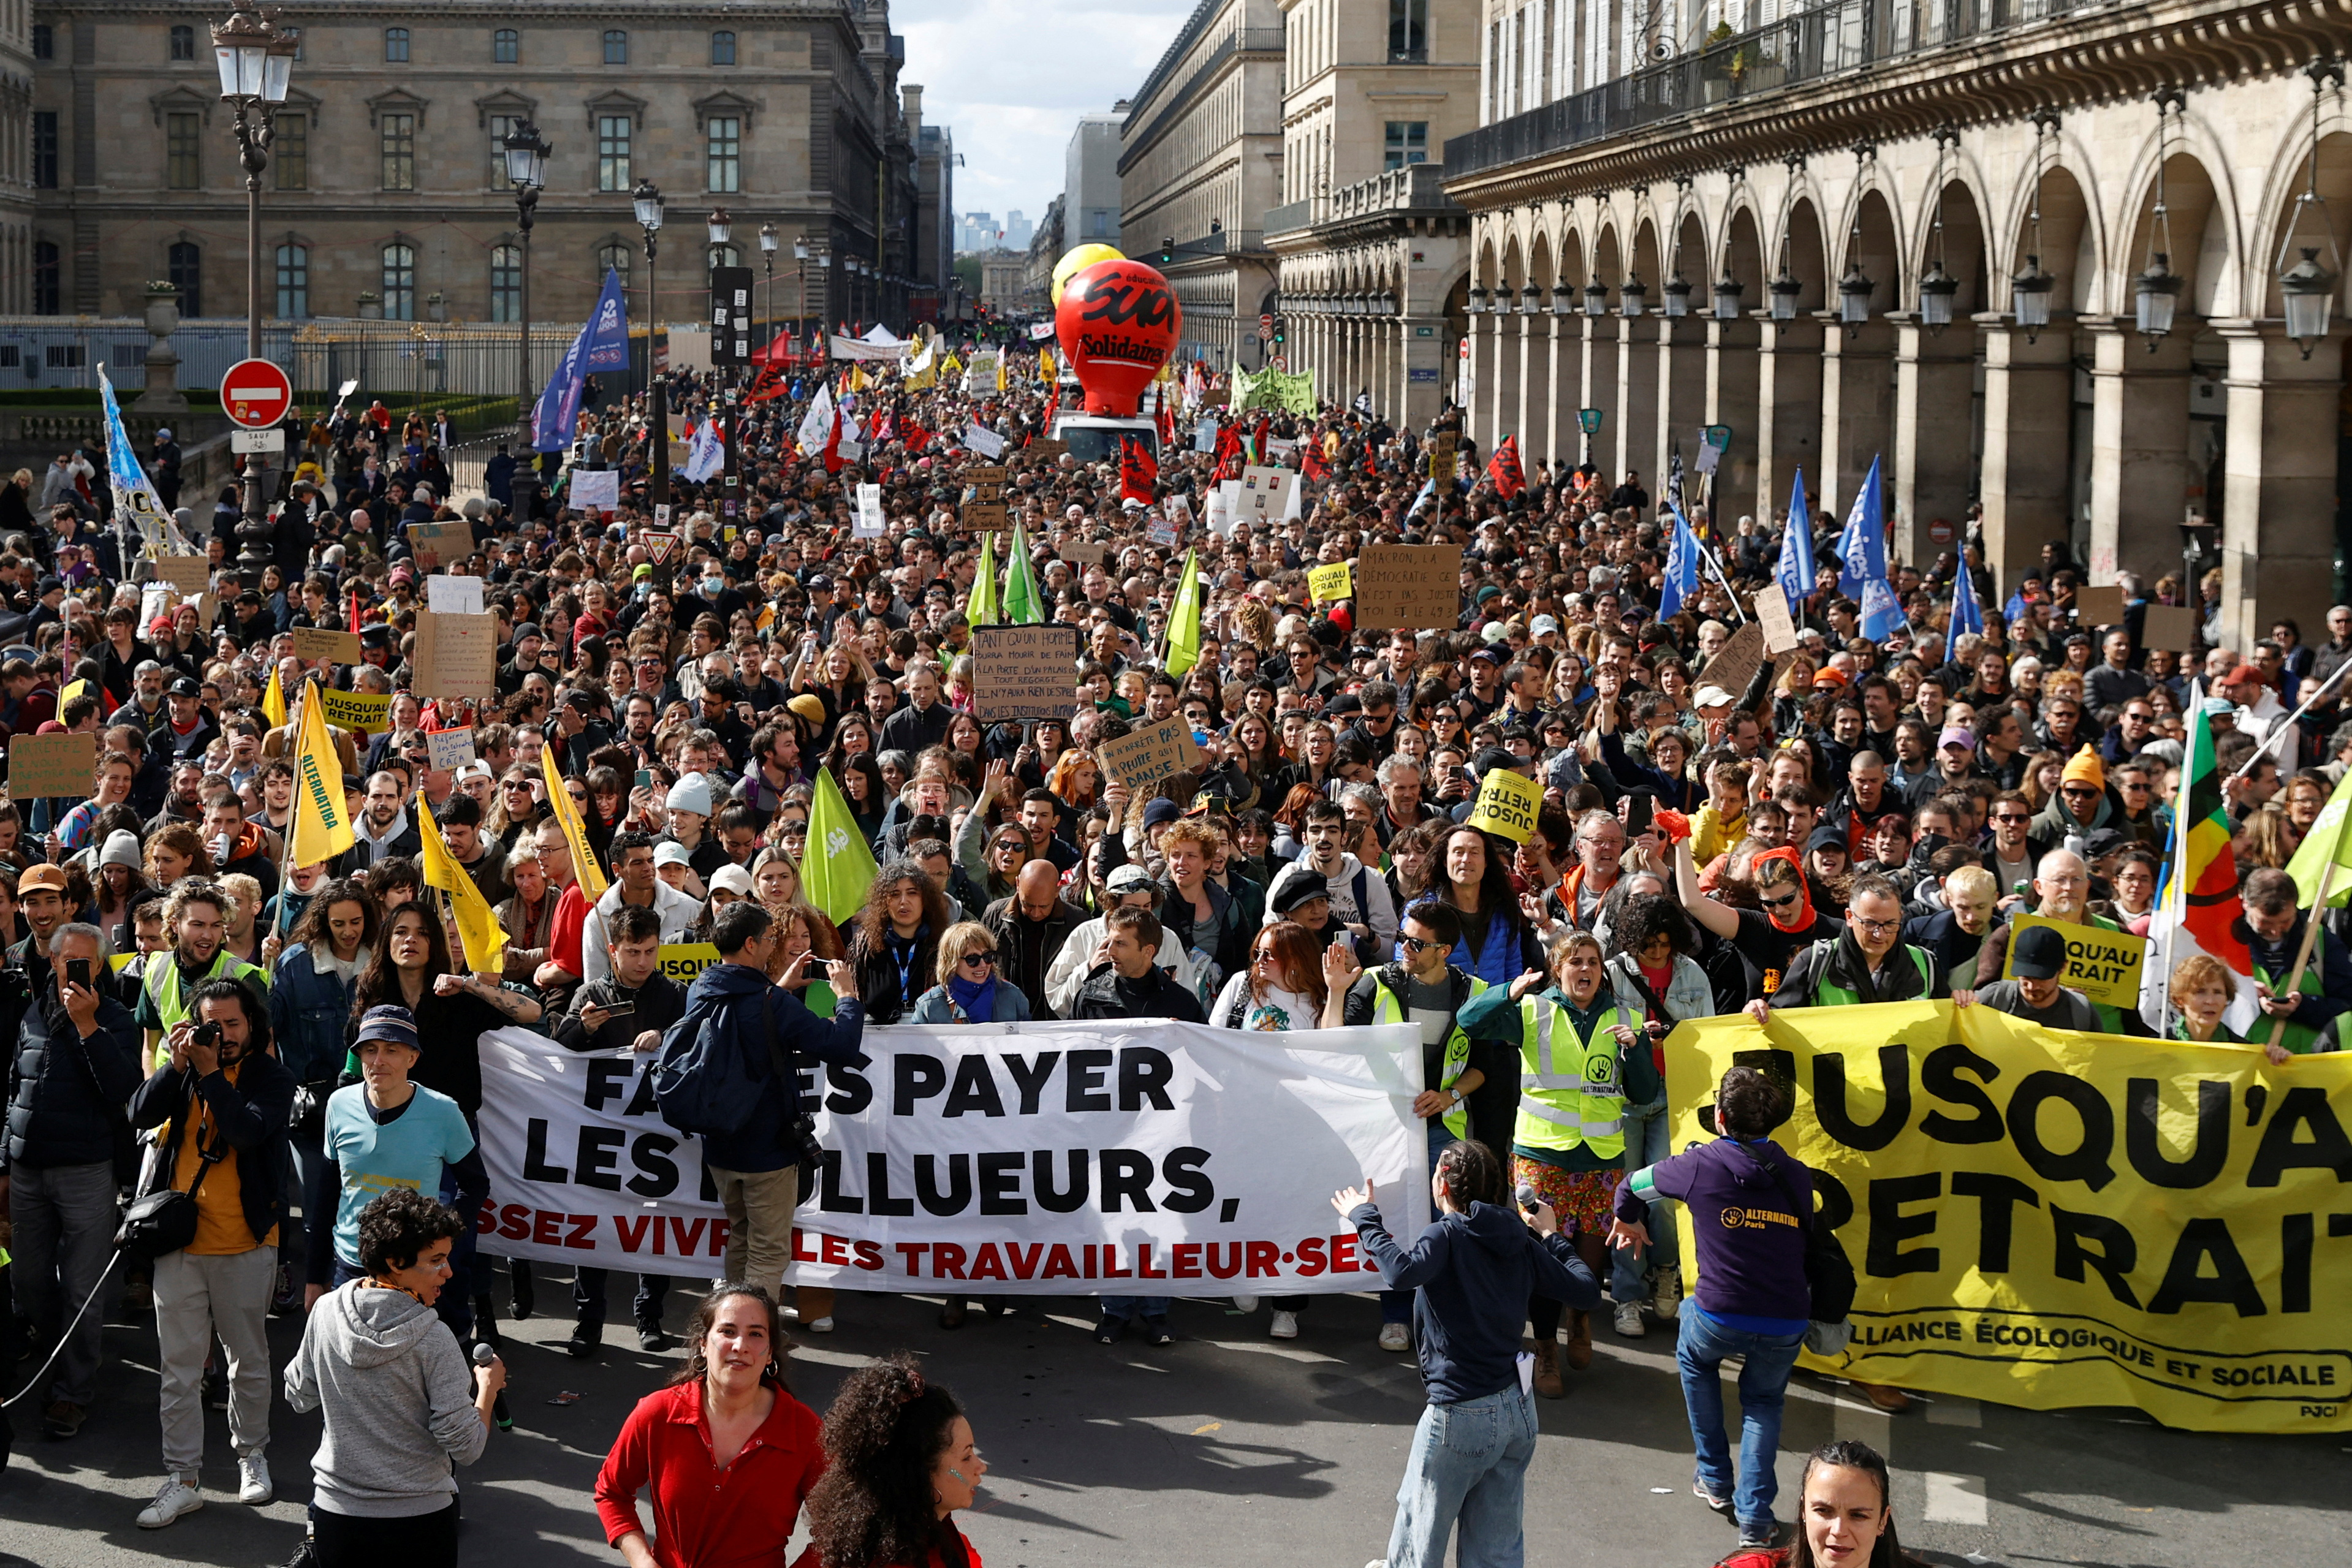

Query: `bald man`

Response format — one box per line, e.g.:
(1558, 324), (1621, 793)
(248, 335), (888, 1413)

(983, 858), (1088, 1018)
(1973, 849), (2142, 1036)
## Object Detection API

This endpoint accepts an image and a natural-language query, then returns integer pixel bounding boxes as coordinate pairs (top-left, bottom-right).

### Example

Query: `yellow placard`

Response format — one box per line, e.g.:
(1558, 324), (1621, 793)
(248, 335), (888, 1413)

(1308, 562), (1353, 604)
(1666, 1002), (2352, 1434)
(658, 942), (723, 984)
(2001, 915), (2147, 1009)
(1463, 768), (1542, 844)
(316, 687), (393, 734)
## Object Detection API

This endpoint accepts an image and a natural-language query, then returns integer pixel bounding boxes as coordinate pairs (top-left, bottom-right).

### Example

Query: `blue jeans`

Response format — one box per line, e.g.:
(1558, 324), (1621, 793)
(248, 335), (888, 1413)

(1383, 1384), (1539, 1568)
(1382, 1117), (1456, 1325)
(1675, 1306), (1807, 1532)
(1099, 1295), (1171, 1322)
(1614, 1094), (1674, 1303)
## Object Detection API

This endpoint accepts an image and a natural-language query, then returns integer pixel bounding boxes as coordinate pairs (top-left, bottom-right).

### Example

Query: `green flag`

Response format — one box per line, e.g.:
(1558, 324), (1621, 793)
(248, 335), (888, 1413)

(1164, 547), (1203, 678)
(1003, 521), (1044, 625)
(966, 530), (998, 627)
(804, 768), (879, 925)
(2287, 764), (2352, 909)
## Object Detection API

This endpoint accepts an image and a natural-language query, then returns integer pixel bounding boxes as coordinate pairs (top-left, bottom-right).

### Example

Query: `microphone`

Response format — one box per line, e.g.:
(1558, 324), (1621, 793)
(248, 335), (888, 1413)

(471, 1341), (497, 1368)
(1516, 1183), (1540, 1213)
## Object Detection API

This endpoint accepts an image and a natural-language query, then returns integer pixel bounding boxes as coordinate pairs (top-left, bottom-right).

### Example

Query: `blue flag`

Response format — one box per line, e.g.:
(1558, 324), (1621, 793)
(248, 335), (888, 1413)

(1835, 455), (1887, 597)
(1950, 561), (1985, 643)
(96, 366), (171, 544)
(1660, 504), (1702, 619)
(1777, 468), (1815, 618)
(531, 268), (630, 453)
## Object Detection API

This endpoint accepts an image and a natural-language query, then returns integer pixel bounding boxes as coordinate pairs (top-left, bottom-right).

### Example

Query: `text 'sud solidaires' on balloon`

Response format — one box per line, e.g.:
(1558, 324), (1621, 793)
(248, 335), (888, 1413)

(1054, 257), (1182, 417)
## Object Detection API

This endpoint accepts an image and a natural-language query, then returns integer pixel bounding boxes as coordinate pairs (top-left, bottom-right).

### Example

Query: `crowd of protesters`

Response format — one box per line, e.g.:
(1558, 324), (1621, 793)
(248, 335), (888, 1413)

(0, 331), (2339, 1566)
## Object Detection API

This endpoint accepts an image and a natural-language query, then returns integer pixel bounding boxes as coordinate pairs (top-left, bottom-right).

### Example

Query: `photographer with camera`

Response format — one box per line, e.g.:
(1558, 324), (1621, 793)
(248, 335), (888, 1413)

(123, 974), (292, 1529)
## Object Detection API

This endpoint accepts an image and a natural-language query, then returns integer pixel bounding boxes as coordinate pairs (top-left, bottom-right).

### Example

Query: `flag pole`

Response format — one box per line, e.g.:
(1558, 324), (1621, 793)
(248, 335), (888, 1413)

(2227, 653), (2352, 781)
(273, 675), (306, 937)
(2265, 860), (2334, 1055)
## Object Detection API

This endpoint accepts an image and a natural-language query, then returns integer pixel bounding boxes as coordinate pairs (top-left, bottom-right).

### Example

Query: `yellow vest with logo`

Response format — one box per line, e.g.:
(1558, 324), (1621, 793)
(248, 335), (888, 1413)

(1512, 997), (1632, 1159)
(1370, 972), (1491, 1138)
(143, 949), (270, 1070)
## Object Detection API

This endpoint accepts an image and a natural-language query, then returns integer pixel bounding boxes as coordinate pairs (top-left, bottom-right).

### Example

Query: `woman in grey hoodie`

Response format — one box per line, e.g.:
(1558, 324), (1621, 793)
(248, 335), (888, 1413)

(283, 1187), (507, 1568)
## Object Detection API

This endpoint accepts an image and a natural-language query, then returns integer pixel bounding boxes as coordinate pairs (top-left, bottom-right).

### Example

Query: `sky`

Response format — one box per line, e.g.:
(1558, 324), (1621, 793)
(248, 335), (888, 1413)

(893, 0), (1199, 230)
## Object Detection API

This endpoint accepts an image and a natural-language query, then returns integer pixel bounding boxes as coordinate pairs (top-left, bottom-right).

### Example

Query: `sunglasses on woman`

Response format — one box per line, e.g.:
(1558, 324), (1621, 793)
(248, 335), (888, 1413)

(958, 951), (995, 970)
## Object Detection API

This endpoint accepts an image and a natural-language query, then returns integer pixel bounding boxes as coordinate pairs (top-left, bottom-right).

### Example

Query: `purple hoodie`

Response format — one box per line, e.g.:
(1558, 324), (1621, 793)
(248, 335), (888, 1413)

(1617, 1136), (1815, 1327)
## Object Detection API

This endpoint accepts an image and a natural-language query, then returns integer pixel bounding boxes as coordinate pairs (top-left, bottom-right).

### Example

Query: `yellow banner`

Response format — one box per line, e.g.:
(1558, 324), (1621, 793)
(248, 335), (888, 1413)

(658, 942), (722, 985)
(2002, 914), (2147, 1008)
(1463, 768), (1541, 844)
(1308, 562), (1353, 604)
(1664, 1002), (2352, 1433)
(317, 687), (393, 734)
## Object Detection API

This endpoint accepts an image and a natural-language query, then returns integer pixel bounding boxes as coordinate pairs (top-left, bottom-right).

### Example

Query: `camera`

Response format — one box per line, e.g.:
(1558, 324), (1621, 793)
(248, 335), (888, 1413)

(194, 1021), (224, 1050)
(783, 1113), (825, 1170)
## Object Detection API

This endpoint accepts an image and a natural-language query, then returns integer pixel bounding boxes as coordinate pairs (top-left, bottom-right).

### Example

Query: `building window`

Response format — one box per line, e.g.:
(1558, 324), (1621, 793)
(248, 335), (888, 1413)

(490, 244), (522, 322)
(168, 241), (202, 318)
(493, 28), (519, 63)
(488, 113), (522, 189)
(706, 116), (740, 192)
(169, 23), (195, 60)
(33, 241), (60, 315)
(275, 113), (307, 189)
(1088, 209), (1110, 237)
(46, 344), (83, 368)
(597, 115), (631, 191)
(1389, 0), (1427, 59)
(32, 23), (53, 59)
(276, 244), (309, 318)
(1384, 121), (1428, 169)
(603, 29), (628, 64)
(710, 30), (736, 64)
(711, 244), (741, 268)
(382, 243), (417, 320)
(167, 112), (201, 189)
(597, 243), (632, 290)
(381, 113), (416, 190)
(384, 27), (409, 63)
(33, 112), (58, 189)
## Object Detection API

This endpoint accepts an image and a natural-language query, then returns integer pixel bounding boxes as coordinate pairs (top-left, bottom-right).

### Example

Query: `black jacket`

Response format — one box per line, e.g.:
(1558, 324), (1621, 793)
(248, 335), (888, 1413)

(552, 971), (688, 1054)
(981, 895), (1087, 1020)
(125, 1046), (295, 1251)
(2, 937), (143, 1172)
(1070, 962), (1207, 1023)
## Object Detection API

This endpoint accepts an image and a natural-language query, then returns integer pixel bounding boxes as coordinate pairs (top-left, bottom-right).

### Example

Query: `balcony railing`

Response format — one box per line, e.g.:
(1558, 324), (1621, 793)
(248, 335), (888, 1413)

(1266, 164), (1463, 238)
(1119, 26), (1288, 174)
(1444, 0), (2125, 180)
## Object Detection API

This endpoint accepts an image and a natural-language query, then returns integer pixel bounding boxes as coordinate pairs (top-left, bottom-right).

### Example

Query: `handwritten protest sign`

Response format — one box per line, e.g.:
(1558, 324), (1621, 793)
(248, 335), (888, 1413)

(408, 521), (475, 570)
(1464, 768), (1542, 844)
(1356, 545), (1462, 630)
(411, 609), (498, 701)
(1094, 714), (1201, 795)
(317, 688), (393, 733)
(426, 729), (477, 772)
(1754, 589), (1799, 656)
(427, 574), (485, 615)
(971, 626), (1079, 724)
(567, 471), (620, 517)
(1309, 562), (1354, 604)
(292, 626), (363, 664)
(153, 556), (210, 596)
(7, 732), (93, 799)
(2002, 915), (2148, 1009)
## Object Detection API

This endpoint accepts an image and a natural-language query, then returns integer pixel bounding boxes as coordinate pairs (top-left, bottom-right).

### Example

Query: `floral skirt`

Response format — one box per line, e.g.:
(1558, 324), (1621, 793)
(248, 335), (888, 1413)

(1512, 1157), (1624, 1241)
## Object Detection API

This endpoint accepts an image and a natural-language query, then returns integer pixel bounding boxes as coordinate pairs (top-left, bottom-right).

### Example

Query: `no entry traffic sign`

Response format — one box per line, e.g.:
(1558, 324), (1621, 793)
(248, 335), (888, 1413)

(221, 359), (293, 429)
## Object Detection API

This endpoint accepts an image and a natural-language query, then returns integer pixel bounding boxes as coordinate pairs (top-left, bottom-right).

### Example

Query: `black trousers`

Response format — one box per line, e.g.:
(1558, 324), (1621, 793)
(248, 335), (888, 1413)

(314, 1501), (459, 1568)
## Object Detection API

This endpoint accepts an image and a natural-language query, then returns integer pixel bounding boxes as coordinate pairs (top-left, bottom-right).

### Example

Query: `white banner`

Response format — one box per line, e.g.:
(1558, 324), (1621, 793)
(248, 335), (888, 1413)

(475, 1020), (1432, 1290)
(569, 469), (620, 515)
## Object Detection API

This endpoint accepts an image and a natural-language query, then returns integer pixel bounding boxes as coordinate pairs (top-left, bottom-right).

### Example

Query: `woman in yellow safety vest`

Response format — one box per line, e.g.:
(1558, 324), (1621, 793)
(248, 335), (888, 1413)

(1456, 928), (1654, 1398)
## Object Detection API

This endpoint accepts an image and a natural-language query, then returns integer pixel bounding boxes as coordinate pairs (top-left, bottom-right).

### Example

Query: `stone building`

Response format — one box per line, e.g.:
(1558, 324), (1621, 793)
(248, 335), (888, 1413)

(1446, 0), (2352, 646)
(1025, 194), (1065, 306)
(1117, 0), (1286, 368)
(1265, 0), (1481, 427)
(28, 0), (922, 329)
(1, 1), (31, 314)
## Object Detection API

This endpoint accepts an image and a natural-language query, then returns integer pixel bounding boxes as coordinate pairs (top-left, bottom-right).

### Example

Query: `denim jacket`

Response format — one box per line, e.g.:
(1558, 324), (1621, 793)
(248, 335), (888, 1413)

(268, 942), (355, 1085)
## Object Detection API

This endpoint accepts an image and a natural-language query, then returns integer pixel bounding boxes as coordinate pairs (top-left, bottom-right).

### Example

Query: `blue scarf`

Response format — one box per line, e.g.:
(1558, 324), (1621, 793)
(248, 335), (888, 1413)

(946, 972), (996, 1021)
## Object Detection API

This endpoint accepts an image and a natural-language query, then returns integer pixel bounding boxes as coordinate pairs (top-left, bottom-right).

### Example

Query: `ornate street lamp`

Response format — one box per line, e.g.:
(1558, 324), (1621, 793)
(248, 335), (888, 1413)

(2136, 89), (2187, 349)
(631, 178), (666, 502)
(2012, 111), (2057, 342)
(1620, 272), (1647, 319)
(1582, 280), (1609, 317)
(1661, 269), (1693, 318)
(1712, 269), (1743, 321)
(1919, 127), (1959, 333)
(502, 121), (550, 446)
(1838, 257), (1874, 334)
(2277, 61), (2346, 358)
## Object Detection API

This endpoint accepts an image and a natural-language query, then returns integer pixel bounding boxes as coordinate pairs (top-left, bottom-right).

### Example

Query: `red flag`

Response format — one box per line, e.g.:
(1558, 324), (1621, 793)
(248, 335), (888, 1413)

(1119, 436), (1158, 504)
(1362, 441), (1378, 478)
(1213, 422), (1241, 480)
(1302, 440), (1329, 481)
(745, 357), (789, 402)
(347, 587), (363, 634)
(822, 408), (846, 474)
(901, 420), (932, 454)
(1487, 436), (1525, 499)
(1251, 414), (1272, 460)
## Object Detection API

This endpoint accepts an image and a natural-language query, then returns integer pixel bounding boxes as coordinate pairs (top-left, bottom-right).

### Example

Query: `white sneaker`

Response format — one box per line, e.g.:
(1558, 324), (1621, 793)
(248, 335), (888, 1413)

(239, 1453), (275, 1506)
(1378, 1321), (1411, 1352)
(1653, 1264), (1682, 1321)
(1613, 1301), (1647, 1338)
(137, 1475), (203, 1529)
(1269, 1310), (1299, 1339)
(803, 1316), (835, 1333)
(1231, 1294), (1259, 1312)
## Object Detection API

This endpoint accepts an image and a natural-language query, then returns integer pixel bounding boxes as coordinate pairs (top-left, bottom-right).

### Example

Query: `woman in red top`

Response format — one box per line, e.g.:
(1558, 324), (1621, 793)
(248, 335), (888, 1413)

(797, 1354), (988, 1568)
(594, 1284), (825, 1568)
(1718, 1440), (1921, 1568)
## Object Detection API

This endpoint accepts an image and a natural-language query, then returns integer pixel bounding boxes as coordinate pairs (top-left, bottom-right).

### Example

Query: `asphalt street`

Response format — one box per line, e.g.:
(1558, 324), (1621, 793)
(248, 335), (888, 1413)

(1, 1269), (2343, 1567)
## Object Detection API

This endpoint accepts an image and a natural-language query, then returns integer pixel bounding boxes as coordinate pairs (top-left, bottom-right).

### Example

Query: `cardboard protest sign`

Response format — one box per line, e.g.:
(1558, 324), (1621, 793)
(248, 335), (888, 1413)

(153, 556), (210, 595)
(1701, 622), (1767, 704)
(1753, 589), (1799, 656)
(963, 502), (1011, 531)
(963, 424), (1006, 460)
(1308, 562), (1354, 604)
(408, 521), (475, 570)
(567, 470), (621, 516)
(291, 626), (363, 664)
(1356, 544), (1462, 630)
(1234, 465), (1294, 523)
(1428, 434), (1458, 483)
(2002, 915), (2148, 1009)
(1463, 767), (1542, 844)
(1094, 714), (1200, 795)
(971, 625), (1080, 724)
(963, 466), (1009, 488)
(412, 608), (499, 700)
(1030, 439), (1068, 462)
(317, 687), (393, 733)
(427, 574), (485, 615)
(2141, 605), (2198, 652)
(2074, 585), (2125, 627)
(426, 728), (477, 772)
(7, 731), (94, 799)
(855, 483), (886, 537)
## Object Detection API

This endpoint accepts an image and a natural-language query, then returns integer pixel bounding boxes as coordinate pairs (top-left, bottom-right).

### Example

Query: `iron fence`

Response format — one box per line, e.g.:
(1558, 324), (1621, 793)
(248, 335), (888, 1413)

(0, 316), (581, 403)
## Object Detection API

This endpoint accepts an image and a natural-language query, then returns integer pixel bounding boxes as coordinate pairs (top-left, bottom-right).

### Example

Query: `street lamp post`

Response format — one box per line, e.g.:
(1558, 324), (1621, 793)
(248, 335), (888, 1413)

(792, 237), (809, 362)
(210, 2), (295, 585)
(708, 206), (738, 509)
(759, 222), (778, 349)
(503, 121), (550, 452)
(632, 178), (666, 508)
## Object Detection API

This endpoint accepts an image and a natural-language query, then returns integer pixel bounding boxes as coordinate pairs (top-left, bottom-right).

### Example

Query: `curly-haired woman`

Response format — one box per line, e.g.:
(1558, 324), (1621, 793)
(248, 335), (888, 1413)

(594, 1284), (825, 1568)
(797, 1353), (988, 1568)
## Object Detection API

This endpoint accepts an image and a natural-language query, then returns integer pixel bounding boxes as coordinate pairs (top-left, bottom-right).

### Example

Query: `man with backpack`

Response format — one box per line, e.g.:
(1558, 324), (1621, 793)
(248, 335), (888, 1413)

(1607, 1064), (1852, 1553)
(653, 901), (864, 1333)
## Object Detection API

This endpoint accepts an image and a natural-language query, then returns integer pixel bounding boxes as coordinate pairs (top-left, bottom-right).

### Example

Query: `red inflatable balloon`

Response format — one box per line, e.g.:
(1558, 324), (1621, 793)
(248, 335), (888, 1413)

(1054, 258), (1182, 417)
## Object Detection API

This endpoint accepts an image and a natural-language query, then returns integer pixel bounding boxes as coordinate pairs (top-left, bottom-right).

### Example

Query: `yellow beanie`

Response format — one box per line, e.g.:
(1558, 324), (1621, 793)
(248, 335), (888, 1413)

(2061, 744), (2105, 793)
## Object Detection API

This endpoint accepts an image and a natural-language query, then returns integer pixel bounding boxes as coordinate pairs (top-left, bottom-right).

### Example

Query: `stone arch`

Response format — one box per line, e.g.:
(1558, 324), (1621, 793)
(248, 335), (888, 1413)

(2255, 127), (2352, 321)
(1779, 195), (1829, 311)
(1916, 176), (1990, 316)
(1559, 225), (1588, 294)
(1499, 233), (1525, 296)
(1475, 233), (1499, 292)
(2005, 158), (2100, 318)
(2118, 136), (2235, 324)
(1594, 221), (1625, 292)
(1630, 214), (1664, 296)
(1722, 203), (1766, 308)
(1669, 210), (1707, 295)
(1838, 186), (1903, 314)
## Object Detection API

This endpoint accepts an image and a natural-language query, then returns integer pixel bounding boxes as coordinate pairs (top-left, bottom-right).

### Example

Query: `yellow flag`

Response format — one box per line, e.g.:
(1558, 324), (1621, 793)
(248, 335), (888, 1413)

(418, 801), (506, 975)
(261, 666), (287, 733)
(287, 686), (354, 868)
(542, 743), (610, 901)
